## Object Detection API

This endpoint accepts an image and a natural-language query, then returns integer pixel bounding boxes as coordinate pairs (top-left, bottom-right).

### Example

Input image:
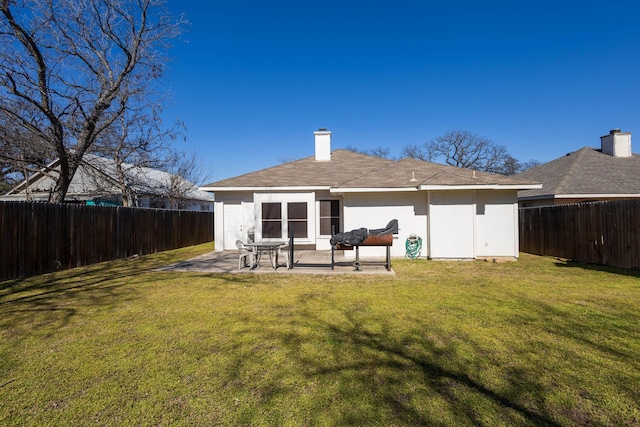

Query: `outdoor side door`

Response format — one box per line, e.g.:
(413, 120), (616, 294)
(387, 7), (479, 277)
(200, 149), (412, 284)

(223, 203), (244, 250)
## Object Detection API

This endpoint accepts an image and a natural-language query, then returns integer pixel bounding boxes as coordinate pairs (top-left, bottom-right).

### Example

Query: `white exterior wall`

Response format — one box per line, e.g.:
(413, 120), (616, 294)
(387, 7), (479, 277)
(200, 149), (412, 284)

(214, 192), (254, 251)
(214, 200), (224, 250)
(474, 190), (519, 257)
(214, 188), (520, 259)
(428, 189), (519, 259)
(254, 192), (316, 243)
(216, 191), (317, 250)
(342, 192), (427, 257)
(428, 190), (475, 259)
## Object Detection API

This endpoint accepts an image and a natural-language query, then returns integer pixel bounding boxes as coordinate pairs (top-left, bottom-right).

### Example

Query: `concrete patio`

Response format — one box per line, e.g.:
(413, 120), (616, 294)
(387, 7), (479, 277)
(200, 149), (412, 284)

(157, 249), (396, 275)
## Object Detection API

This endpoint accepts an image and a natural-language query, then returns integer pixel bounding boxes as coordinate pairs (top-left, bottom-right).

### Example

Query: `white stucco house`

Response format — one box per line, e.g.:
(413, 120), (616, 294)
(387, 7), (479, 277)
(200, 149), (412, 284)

(200, 129), (540, 260)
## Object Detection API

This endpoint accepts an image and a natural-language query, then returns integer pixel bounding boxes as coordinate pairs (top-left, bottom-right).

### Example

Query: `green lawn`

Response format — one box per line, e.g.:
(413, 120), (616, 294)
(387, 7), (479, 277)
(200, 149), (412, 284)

(1, 243), (639, 426)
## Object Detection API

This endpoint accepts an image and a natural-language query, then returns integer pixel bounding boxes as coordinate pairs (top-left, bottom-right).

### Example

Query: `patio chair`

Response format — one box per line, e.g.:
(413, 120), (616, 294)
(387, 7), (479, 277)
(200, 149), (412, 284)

(276, 242), (290, 269)
(236, 240), (253, 270)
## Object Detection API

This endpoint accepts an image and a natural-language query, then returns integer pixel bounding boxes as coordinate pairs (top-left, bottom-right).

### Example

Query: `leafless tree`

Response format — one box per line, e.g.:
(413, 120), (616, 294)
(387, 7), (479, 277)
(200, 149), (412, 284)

(400, 144), (427, 161)
(403, 130), (526, 175)
(158, 150), (211, 210)
(88, 104), (181, 206)
(519, 159), (541, 172)
(344, 145), (395, 159)
(0, 105), (57, 196)
(0, 0), (185, 202)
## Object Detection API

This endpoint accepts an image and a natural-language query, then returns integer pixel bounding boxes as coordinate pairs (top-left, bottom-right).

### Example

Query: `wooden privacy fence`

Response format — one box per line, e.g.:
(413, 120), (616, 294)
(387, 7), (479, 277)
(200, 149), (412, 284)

(0, 202), (214, 281)
(519, 200), (640, 269)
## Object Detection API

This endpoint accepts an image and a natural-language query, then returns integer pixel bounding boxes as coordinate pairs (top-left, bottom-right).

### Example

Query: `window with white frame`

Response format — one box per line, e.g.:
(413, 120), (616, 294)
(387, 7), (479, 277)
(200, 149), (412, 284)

(287, 202), (308, 238)
(260, 201), (309, 239)
(261, 202), (282, 238)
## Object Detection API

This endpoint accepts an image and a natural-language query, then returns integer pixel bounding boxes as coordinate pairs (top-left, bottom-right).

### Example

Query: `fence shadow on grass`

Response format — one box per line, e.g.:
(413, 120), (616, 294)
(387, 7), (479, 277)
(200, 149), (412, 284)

(0, 262), (151, 339)
(0, 251), (249, 342)
(515, 295), (640, 373)
(553, 259), (640, 278)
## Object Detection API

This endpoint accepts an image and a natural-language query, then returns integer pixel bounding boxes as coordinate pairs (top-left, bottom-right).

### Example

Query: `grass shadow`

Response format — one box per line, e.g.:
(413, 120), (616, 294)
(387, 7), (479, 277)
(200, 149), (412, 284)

(0, 244), (244, 340)
(242, 300), (564, 426)
(554, 259), (640, 278)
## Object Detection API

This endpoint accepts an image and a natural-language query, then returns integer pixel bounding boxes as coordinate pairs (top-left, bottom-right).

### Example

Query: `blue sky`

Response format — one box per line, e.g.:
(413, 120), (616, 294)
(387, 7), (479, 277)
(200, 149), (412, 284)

(164, 1), (640, 182)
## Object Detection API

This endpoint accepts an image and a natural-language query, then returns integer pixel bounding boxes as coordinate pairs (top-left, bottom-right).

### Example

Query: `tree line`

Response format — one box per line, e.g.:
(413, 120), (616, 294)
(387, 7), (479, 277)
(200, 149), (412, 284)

(346, 130), (539, 176)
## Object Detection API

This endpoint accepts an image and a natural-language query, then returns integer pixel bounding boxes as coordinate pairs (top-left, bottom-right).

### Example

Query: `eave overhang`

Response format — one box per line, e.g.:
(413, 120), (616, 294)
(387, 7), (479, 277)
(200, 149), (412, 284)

(200, 183), (542, 194)
(419, 184), (542, 191)
(330, 187), (419, 193)
(556, 193), (640, 199)
(199, 185), (330, 192)
(519, 192), (640, 201)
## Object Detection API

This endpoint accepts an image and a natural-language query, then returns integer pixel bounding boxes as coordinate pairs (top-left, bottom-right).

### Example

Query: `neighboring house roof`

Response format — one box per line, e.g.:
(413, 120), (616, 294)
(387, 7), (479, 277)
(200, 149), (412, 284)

(201, 149), (538, 192)
(516, 147), (640, 200)
(3, 153), (215, 203)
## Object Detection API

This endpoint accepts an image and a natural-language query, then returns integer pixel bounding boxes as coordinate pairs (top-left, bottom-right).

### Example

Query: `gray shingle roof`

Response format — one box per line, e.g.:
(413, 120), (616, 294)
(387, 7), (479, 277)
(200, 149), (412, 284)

(202, 150), (393, 188)
(6, 154), (215, 202)
(335, 158), (535, 188)
(516, 147), (640, 199)
(202, 150), (538, 190)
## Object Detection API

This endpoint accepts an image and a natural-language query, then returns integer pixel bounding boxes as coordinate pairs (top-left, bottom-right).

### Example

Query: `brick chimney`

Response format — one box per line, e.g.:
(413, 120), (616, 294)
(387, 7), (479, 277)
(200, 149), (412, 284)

(601, 129), (632, 157)
(314, 128), (331, 161)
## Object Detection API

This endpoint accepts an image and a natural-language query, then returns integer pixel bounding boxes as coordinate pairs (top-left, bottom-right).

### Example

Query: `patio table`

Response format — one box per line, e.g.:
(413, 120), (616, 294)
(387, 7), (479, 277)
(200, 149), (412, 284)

(245, 241), (286, 270)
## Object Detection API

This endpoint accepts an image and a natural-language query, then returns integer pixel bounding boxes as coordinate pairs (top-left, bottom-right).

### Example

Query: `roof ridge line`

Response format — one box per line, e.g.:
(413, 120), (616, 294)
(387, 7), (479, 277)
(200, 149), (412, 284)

(556, 146), (590, 193)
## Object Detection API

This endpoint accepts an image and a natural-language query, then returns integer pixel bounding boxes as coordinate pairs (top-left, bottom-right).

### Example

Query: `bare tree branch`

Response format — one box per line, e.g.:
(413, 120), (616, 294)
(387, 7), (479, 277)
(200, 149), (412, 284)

(89, 104), (181, 206)
(0, 0), (185, 202)
(418, 130), (526, 175)
(401, 144), (427, 161)
(344, 145), (395, 159)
